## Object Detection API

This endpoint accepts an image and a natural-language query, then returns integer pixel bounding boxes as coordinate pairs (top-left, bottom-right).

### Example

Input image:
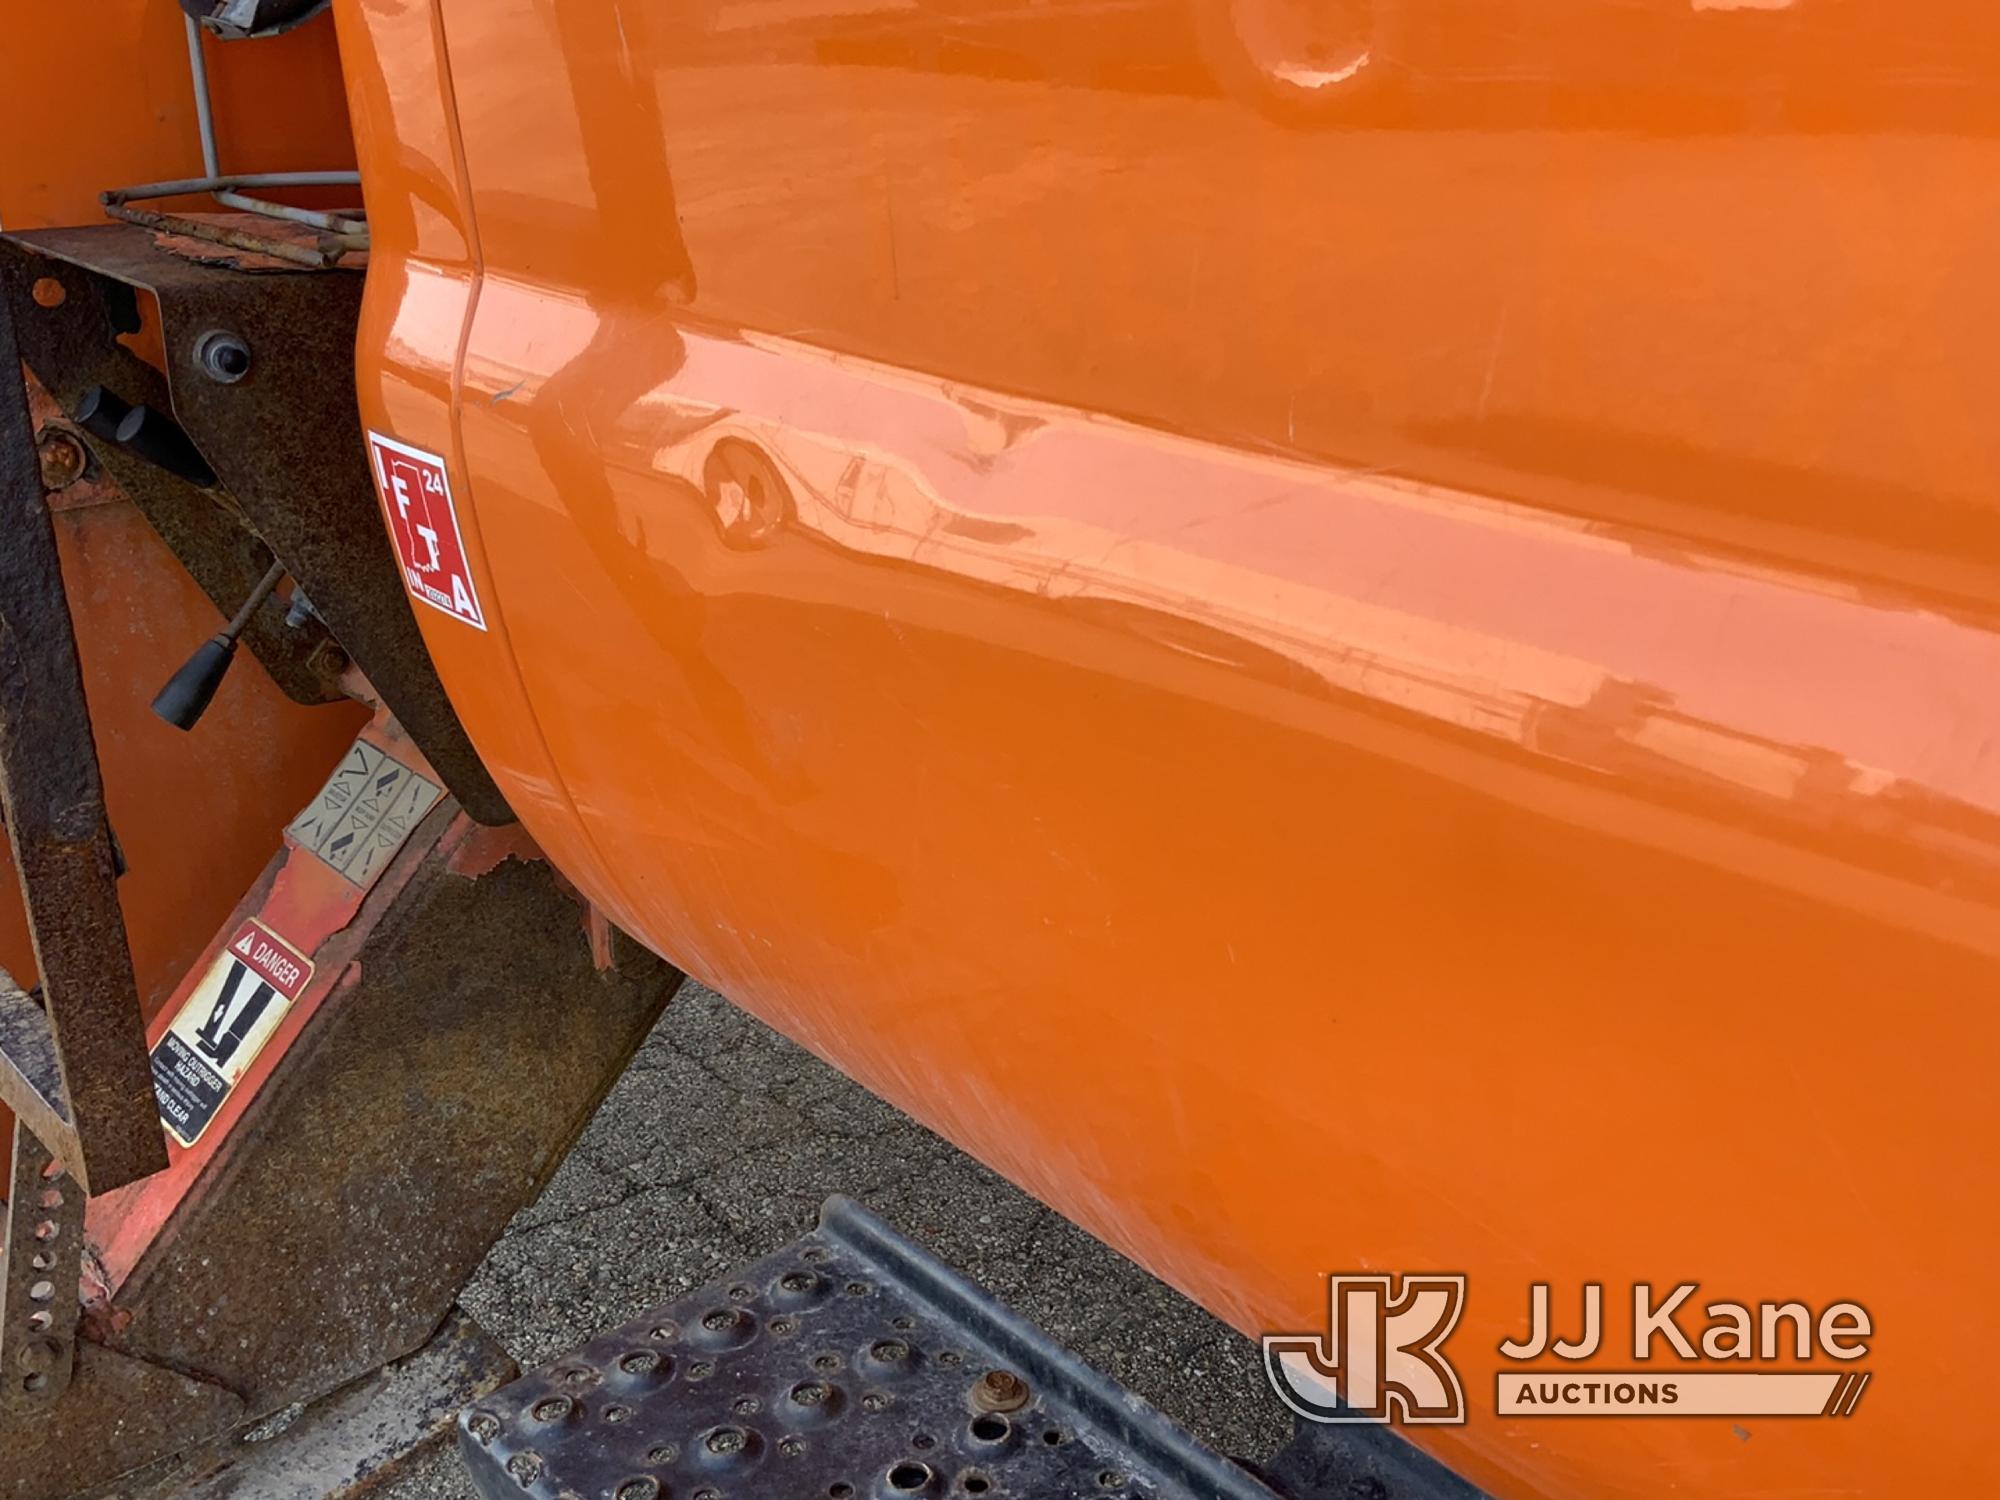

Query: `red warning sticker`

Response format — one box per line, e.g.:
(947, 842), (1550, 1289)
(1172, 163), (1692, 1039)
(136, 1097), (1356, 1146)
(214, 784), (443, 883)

(367, 431), (487, 631)
(222, 919), (314, 1003)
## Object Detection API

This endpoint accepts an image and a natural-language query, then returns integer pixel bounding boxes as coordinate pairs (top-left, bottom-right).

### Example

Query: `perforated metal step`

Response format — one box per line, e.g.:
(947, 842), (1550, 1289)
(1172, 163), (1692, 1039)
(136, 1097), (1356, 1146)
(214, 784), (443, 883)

(457, 1197), (1285, 1500)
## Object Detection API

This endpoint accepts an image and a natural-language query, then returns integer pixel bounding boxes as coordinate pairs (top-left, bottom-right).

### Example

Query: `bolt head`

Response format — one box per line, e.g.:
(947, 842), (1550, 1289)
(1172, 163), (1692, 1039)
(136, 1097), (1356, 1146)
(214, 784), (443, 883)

(35, 428), (87, 491)
(971, 1368), (1030, 1413)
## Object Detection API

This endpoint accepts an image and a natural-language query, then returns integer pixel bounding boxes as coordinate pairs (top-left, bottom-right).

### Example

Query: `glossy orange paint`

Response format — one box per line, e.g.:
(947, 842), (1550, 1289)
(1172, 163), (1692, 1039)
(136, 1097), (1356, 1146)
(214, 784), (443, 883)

(335, 2), (2000, 1494)
(0, 9), (366, 1140)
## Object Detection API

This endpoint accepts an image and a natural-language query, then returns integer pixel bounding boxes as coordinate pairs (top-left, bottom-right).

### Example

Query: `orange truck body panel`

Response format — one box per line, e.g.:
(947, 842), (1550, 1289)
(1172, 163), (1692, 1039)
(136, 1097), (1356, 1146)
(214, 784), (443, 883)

(5, 1), (1985, 1494)
(332, 0), (1999, 1493)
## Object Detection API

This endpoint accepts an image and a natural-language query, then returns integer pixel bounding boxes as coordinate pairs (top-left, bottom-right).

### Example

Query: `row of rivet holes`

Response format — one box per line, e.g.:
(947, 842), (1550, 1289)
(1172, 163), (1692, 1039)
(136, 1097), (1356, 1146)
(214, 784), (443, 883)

(5, 1158), (69, 1397)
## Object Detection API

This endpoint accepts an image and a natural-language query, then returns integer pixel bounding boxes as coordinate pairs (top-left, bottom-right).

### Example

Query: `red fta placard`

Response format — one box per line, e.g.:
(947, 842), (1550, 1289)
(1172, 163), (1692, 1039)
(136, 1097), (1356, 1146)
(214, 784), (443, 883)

(367, 431), (487, 630)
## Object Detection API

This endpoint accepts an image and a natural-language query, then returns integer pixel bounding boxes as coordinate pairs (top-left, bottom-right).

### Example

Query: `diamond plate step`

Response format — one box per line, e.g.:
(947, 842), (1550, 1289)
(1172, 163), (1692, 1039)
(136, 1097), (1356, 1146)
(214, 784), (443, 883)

(458, 1197), (1285, 1500)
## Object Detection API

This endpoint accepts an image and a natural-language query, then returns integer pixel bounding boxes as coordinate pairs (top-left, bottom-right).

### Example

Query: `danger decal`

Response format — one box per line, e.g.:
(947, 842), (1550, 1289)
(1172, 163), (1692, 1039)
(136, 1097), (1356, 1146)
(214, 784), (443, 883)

(367, 431), (487, 630)
(151, 919), (315, 1148)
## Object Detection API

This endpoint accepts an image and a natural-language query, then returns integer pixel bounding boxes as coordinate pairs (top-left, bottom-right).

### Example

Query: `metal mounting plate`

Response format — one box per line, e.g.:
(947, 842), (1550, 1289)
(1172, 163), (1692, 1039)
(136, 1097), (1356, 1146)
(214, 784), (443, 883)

(0, 223), (511, 824)
(458, 1197), (1283, 1500)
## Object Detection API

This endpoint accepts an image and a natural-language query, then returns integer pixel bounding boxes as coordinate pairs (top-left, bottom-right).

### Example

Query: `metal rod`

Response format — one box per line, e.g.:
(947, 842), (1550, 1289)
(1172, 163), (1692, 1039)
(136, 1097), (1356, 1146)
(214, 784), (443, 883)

(100, 202), (338, 269)
(227, 561), (289, 639)
(214, 189), (368, 237)
(139, 21), (371, 254)
(183, 15), (221, 178)
(103, 172), (363, 205)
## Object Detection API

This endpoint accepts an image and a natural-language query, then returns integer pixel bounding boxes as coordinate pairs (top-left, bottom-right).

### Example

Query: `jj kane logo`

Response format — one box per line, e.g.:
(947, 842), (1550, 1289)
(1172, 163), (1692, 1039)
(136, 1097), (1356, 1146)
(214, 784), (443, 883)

(1265, 1276), (1469, 1425)
(1267, 1279), (1871, 1425)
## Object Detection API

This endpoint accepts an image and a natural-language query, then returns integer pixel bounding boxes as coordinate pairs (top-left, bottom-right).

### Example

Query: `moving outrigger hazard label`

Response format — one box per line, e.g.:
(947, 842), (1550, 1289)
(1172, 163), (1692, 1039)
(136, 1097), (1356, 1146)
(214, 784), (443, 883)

(151, 919), (314, 1148)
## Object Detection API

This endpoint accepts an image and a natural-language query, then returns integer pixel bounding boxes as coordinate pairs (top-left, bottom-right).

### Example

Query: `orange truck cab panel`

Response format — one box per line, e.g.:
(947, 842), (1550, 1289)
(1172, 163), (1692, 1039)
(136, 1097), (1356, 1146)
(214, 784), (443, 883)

(329, 3), (1999, 1495)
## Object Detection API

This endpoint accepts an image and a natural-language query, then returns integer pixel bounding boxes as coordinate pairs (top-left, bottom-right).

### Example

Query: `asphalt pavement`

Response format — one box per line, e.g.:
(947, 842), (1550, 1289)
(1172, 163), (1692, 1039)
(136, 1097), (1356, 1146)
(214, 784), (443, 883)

(374, 980), (1292, 1498)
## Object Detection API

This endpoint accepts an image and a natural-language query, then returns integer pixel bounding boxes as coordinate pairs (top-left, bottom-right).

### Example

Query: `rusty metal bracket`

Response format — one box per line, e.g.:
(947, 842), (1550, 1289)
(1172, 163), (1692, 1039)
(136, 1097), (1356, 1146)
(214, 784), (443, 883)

(0, 224), (511, 824)
(0, 1119), (85, 1413)
(2, 256), (342, 706)
(0, 288), (168, 1199)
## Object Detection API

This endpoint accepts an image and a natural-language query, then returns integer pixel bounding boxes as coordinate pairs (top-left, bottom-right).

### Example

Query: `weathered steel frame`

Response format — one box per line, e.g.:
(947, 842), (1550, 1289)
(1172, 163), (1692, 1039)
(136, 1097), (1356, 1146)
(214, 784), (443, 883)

(0, 224), (511, 824)
(0, 284), (167, 1199)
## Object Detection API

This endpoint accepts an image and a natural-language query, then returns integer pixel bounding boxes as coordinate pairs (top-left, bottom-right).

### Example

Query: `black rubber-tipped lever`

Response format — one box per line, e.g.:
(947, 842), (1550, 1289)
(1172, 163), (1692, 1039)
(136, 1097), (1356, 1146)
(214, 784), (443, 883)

(74, 385), (216, 486)
(151, 559), (286, 731)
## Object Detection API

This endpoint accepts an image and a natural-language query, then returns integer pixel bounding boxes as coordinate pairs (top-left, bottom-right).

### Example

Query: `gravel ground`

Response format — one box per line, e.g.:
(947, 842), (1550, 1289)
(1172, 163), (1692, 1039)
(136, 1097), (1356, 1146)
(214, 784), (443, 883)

(373, 981), (1292, 1498)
